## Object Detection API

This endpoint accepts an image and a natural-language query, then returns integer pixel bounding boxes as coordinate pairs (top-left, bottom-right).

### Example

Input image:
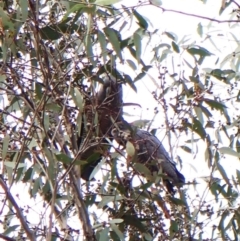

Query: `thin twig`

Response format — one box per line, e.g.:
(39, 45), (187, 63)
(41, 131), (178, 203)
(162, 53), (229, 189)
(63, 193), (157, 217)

(232, 0), (240, 8)
(154, 5), (240, 24)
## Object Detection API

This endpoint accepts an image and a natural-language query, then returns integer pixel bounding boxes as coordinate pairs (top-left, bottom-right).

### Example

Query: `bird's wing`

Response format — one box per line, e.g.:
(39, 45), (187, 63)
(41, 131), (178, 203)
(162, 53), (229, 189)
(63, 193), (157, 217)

(135, 129), (184, 184)
(135, 129), (177, 165)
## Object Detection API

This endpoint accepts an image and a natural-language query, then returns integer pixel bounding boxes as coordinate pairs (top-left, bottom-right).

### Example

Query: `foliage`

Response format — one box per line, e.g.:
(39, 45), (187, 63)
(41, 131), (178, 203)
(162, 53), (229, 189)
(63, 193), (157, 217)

(0, 0), (239, 241)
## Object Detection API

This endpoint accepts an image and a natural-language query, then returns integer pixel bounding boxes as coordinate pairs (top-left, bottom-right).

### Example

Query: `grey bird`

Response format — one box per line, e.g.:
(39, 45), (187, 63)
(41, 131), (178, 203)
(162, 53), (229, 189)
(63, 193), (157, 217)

(111, 121), (185, 194)
(77, 75), (123, 180)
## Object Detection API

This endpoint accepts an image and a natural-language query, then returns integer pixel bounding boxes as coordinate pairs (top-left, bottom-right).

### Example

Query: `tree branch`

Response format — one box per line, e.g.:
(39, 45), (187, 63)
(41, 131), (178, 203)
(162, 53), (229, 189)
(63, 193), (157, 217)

(0, 177), (36, 241)
(232, 0), (240, 8)
(69, 171), (96, 241)
(151, 4), (240, 23)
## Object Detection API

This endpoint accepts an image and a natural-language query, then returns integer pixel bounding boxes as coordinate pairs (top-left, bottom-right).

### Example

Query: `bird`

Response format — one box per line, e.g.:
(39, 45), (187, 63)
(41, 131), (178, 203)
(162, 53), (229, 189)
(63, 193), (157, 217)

(77, 74), (123, 181)
(111, 120), (185, 194)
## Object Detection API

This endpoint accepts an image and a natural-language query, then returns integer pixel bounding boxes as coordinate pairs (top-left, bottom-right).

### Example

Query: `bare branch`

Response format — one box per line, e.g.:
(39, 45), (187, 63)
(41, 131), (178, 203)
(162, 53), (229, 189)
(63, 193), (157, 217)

(0, 177), (36, 241)
(151, 3), (240, 23)
(69, 171), (96, 241)
(232, 0), (240, 8)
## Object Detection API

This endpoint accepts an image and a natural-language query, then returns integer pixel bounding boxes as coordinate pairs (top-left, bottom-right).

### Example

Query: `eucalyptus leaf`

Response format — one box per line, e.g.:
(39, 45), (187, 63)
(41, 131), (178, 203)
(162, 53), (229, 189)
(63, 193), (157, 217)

(2, 134), (10, 160)
(110, 223), (124, 241)
(133, 10), (148, 29)
(4, 162), (26, 169)
(219, 147), (240, 157)
(133, 32), (142, 63)
(172, 41), (180, 53)
(95, 0), (122, 5)
(104, 27), (122, 61)
(99, 227), (109, 241)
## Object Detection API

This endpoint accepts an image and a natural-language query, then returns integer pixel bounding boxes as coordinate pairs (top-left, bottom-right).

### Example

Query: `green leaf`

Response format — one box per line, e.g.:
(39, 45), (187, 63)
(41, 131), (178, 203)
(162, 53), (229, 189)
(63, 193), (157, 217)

(134, 163), (152, 177)
(0, 7), (14, 31)
(110, 223), (124, 240)
(159, 48), (172, 62)
(223, 108), (231, 124)
(99, 227), (109, 241)
(31, 177), (41, 197)
(3, 225), (20, 235)
(150, 0), (162, 6)
(40, 26), (63, 40)
(185, 138), (200, 143)
(131, 119), (149, 128)
(210, 69), (225, 80)
(218, 210), (229, 238)
(22, 167), (34, 183)
(124, 74), (137, 92)
(109, 219), (123, 224)
(200, 104), (213, 118)
(219, 1), (232, 15)
(104, 27), (122, 61)
(215, 129), (222, 144)
(28, 138), (38, 149)
(186, 118), (206, 140)
(85, 33), (96, 66)
(2, 134), (10, 160)
(236, 170), (240, 185)
(170, 220), (179, 238)
(133, 32), (142, 63)
(40, 22), (79, 40)
(237, 90), (240, 102)
(56, 154), (73, 164)
(168, 197), (186, 206)
(98, 30), (108, 64)
(35, 82), (43, 100)
(236, 140), (240, 154)
(172, 41), (180, 53)
(216, 161), (229, 185)
(154, 43), (171, 51)
(203, 98), (227, 111)
(63, 4), (85, 20)
(126, 141), (135, 157)
(4, 162), (26, 169)
(126, 59), (137, 70)
(72, 87), (84, 112)
(139, 182), (153, 190)
(180, 146), (192, 153)
(164, 31), (177, 41)
(19, 0), (28, 21)
(187, 46), (212, 57)
(95, 0), (122, 5)
(89, 157), (107, 181)
(43, 113), (50, 131)
(98, 195), (125, 208)
(197, 22), (203, 37)
(45, 103), (62, 112)
(143, 232), (153, 241)
(219, 147), (240, 158)
(123, 215), (147, 232)
(189, 76), (199, 83)
(42, 181), (51, 195)
(133, 10), (148, 29)
(194, 106), (204, 124)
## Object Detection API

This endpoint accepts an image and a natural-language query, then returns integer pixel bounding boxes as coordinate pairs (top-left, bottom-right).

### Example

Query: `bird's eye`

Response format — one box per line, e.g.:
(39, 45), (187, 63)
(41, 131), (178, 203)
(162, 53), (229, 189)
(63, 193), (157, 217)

(112, 128), (117, 133)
